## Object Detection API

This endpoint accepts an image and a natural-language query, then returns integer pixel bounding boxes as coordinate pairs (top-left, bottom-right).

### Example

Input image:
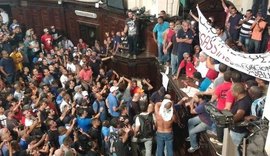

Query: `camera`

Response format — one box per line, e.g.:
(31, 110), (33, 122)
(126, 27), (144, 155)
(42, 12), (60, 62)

(205, 102), (234, 125)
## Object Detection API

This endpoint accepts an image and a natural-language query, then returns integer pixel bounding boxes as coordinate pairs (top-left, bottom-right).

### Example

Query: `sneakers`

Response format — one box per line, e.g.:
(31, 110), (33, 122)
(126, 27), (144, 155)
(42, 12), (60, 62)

(126, 54), (130, 58)
(187, 146), (200, 153)
(210, 137), (223, 146)
(185, 137), (190, 142)
(133, 55), (136, 59)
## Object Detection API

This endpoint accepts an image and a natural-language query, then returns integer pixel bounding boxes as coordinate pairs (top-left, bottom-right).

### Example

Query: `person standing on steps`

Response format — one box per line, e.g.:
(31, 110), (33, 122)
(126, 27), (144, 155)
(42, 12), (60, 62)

(124, 10), (138, 59)
(153, 16), (169, 65)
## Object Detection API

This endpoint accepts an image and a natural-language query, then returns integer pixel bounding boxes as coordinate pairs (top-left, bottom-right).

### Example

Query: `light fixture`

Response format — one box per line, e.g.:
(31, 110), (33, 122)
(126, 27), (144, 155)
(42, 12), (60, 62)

(58, 0), (62, 5)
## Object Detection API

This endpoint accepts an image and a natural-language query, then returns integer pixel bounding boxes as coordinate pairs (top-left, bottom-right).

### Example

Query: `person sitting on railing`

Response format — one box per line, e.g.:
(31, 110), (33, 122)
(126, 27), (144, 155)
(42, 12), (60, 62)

(173, 53), (196, 79)
(183, 94), (213, 153)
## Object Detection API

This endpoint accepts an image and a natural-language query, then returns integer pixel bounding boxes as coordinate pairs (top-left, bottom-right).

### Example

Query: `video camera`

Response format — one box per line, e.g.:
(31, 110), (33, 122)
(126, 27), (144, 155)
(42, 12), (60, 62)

(205, 102), (234, 125)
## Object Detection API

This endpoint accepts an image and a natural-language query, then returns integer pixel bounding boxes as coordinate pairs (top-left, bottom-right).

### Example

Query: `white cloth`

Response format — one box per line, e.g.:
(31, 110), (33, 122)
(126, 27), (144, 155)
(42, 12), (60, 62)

(159, 99), (173, 121)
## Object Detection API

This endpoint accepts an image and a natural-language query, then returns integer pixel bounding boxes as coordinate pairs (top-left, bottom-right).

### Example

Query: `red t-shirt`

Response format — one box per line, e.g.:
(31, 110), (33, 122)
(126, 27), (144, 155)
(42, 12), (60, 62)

(206, 68), (218, 80)
(79, 69), (93, 82)
(41, 34), (53, 51)
(178, 60), (197, 78)
(166, 28), (175, 43)
(77, 43), (87, 51)
(215, 82), (232, 110)
(225, 89), (235, 108)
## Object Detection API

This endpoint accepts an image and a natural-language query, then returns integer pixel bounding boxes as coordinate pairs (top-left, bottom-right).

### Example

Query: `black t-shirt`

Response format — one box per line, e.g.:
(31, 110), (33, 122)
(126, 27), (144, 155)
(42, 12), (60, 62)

(48, 129), (60, 148)
(150, 91), (164, 104)
(114, 138), (129, 156)
(177, 29), (193, 55)
(231, 95), (252, 133)
(89, 58), (101, 78)
(129, 101), (140, 123)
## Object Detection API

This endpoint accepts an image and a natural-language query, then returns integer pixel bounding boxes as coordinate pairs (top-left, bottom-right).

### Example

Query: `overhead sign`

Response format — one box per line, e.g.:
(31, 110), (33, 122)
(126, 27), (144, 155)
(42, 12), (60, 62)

(75, 10), (97, 19)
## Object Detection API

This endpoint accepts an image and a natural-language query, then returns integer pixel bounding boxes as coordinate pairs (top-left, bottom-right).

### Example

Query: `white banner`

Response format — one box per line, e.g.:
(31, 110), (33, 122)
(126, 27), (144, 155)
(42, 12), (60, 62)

(197, 7), (270, 154)
(197, 7), (270, 82)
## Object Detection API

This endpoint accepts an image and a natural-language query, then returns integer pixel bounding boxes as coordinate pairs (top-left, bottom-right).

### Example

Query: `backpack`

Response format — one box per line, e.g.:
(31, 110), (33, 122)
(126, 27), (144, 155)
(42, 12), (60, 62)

(138, 113), (154, 138)
(109, 129), (119, 154)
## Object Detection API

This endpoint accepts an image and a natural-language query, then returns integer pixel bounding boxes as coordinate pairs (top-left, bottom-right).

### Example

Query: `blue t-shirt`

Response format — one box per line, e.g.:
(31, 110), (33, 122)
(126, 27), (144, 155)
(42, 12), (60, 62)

(19, 138), (28, 150)
(199, 77), (212, 92)
(153, 21), (169, 44)
(101, 126), (110, 138)
(0, 58), (15, 74)
(107, 93), (120, 117)
(195, 102), (213, 126)
(58, 134), (66, 146)
(77, 117), (92, 132)
(93, 100), (107, 122)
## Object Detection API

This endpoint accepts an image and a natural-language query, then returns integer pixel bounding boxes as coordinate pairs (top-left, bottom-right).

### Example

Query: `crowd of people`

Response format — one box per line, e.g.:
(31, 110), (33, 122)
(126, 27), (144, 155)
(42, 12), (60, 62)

(0, 0), (269, 156)
(149, 0), (269, 156)
(0, 6), (182, 156)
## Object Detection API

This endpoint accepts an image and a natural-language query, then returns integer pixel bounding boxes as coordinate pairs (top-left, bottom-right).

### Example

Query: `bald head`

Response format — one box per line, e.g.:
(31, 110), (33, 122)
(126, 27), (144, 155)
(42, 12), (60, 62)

(248, 86), (263, 99)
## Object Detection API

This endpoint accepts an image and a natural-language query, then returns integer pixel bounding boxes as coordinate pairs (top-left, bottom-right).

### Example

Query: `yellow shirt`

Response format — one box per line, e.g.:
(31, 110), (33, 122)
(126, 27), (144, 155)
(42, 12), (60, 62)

(10, 51), (23, 71)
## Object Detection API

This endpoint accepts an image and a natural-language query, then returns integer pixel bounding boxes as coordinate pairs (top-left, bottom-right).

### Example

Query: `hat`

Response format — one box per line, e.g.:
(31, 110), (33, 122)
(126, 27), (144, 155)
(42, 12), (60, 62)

(43, 28), (49, 33)
(159, 99), (173, 121)
(82, 91), (88, 97)
(50, 25), (55, 29)
(74, 85), (82, 92)
(110, 86), (119, 93)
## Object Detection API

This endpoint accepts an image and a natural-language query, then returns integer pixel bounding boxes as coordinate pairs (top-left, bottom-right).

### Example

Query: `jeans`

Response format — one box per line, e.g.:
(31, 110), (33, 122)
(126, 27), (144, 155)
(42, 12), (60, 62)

(239, 35), (250, 49)
(230, 130), (247, 156)
(249, 39), (261, 53)
(230, 30), (240, 41)
(188, 116), (209, 148)
(139, 138), (153, 156)
(171, 53), (179, 75)
(156, 132), (173, 156)
(128, 35), (138, 55)
(158, 43), (170, 64)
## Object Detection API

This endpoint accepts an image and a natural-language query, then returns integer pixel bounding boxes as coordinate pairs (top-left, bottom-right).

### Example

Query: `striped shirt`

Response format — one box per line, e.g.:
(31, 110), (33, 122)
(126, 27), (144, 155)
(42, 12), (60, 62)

(239, 16), (255, 37)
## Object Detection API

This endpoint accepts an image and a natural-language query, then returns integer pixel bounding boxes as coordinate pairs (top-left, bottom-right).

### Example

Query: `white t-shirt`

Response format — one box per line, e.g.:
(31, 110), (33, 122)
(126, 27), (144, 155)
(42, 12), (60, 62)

(0, 114), (7, 127)
(25, 118), (33, 127)
(66, 63), (76, 73)
(74, 92), (83, 103)
(60, 100), (70, 113)
(0, 11), (9, 24)
(196, 61), (208, 78)
(60, 75), (68, 88)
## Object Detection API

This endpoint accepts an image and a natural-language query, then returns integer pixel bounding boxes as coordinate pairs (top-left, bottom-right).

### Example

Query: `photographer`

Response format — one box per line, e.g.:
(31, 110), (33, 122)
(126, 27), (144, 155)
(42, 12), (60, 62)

(248, 12), (267, 53)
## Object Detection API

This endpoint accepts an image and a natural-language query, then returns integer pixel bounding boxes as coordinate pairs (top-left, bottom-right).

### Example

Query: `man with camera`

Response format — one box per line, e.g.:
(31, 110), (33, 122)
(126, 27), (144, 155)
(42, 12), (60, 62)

(248, 12), (267, 53)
